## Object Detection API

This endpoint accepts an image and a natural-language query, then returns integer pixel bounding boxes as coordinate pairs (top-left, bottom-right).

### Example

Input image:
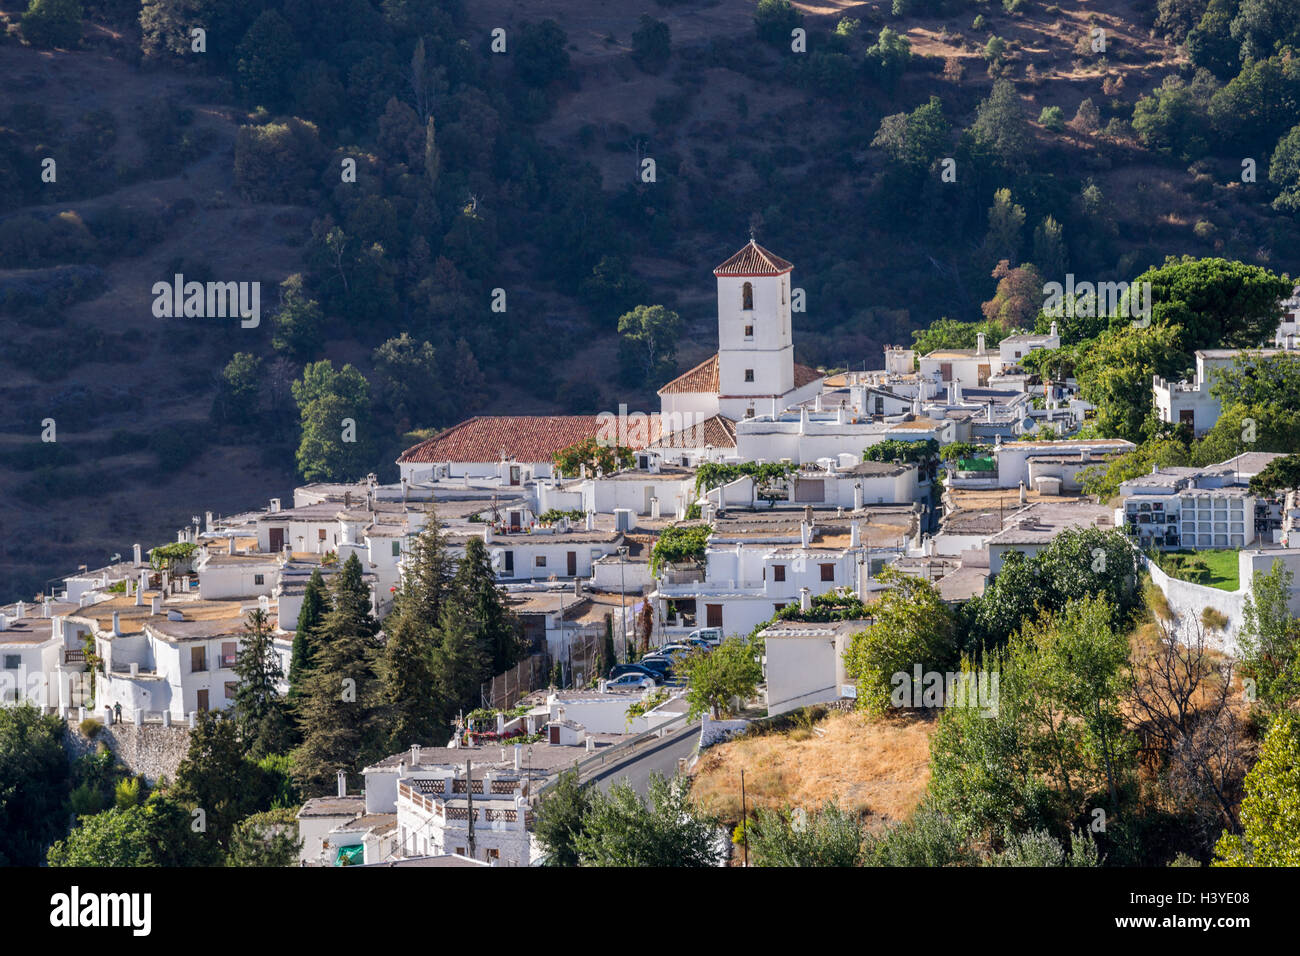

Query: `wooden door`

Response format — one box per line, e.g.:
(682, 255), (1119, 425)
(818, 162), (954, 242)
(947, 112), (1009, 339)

(567, 551), (577, 576)
(196, 689), (209, 712)
(268, 527), (284, 552)
(706, 604), (722, 628)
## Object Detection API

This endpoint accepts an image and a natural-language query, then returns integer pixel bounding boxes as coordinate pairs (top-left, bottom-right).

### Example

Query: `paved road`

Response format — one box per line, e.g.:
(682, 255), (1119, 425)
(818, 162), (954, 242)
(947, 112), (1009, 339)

(587, 722), (701, 796)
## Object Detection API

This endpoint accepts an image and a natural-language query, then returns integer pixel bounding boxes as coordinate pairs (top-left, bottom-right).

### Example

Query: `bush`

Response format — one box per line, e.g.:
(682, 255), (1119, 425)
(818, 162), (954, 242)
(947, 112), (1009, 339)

(21, 0), (83, 49)
(80, 718), (102, 738)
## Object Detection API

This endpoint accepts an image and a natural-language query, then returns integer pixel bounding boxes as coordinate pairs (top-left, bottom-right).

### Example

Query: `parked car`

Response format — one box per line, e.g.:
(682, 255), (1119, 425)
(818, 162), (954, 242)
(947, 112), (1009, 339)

(638, 655), (674, 677)
(606, 673), (656, 689)
(608, 663), (664, 684)
(656, 644), (694, 660)
(688, 627), (724, 646)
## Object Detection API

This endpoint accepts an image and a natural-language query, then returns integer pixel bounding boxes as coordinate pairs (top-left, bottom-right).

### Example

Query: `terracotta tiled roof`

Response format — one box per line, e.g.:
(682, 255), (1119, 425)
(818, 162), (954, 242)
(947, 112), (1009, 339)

(793, 363), (823, 387)
(651, 414), (737, 450)
(713, 240), (794, 276)
(397, 415), (657, 464)
(658, 354), (720, 395)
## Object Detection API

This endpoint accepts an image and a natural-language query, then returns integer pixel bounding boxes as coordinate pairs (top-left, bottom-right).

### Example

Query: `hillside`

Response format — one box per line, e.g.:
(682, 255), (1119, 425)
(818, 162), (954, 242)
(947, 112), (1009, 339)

(2, 0), (1299, 598)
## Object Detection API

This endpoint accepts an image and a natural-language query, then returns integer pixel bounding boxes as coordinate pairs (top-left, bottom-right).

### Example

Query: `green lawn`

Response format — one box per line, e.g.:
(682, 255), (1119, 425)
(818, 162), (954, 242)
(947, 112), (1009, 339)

(1154, 549), (1240, 592)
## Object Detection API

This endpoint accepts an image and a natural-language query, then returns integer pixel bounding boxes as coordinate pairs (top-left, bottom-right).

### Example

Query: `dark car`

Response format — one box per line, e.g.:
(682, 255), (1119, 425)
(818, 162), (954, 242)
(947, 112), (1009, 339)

(608, 663), (664, 684)
(638, 655), (675, 677)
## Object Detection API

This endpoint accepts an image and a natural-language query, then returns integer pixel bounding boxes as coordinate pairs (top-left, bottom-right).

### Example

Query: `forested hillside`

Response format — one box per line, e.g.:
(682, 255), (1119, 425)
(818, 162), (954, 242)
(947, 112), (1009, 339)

(3, 0), (1299, 598)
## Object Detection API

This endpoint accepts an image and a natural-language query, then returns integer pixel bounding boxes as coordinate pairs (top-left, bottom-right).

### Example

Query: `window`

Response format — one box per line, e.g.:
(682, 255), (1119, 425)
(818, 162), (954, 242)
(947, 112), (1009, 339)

(536, 555), (547, 568)
(3, 655), (19, 670)
(254, 573), (264, 586)
(773, 603), (786, 613)
(318, 528), (327, 541)
(745, 407), (755, 419)
(820, 563), (835, 581)
(706, 604), (723, 628)
(742, 282), (753, 310)
(220, 642), (238, 668)
(392, 541), (401, 557)
(486, 848), (500, 860)
(503, 551), (514, 573)
(772, 564), (786, 582)
(744, 369), (754, 382)
(225, 681), (238, 699)
(744, 325), (754, 338)
(191, 647), (207, 672)
(455, 847), (466, 857)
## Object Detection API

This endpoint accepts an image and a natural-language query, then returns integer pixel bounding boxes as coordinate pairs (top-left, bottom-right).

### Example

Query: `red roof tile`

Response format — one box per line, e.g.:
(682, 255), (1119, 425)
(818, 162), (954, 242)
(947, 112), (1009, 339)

(651, 415), (737, 449)
(713, 240), (793, 277)
(397, 415), (657, 464)
(658, 354), (720, 395)
(793, 362), (823, 387)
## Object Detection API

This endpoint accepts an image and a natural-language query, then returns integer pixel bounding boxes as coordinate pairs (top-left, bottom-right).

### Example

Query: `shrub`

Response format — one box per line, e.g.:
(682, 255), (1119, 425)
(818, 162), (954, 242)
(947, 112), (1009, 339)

(80, 718), (102, 738)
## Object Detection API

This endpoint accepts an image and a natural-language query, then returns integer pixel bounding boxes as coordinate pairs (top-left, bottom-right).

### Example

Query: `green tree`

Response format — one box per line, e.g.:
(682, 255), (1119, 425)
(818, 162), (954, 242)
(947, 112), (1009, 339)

(1237, 561), (1300, 718)
(372, 333), (440, 428)
(1249, 453), (1300, 497)
(574, 773), (726, 866)
(451, 536), (522, 675)
(514, 19), (570, 87)
(428, 608), (489, 730)
(289, 568), (329, 700)
(0, 705), (70, 866)
(843, 567), (957, 715)
(292, 360), (374, 482)
(377, 602), (441, 751)
(232, 608), (293, 758)
(860, 802), (975, 866)
(272, 274), (325, 359)
(1269, 124), (1300, 213)
(213, 351), (262, 427)
(1213, 713), (1300, 866)
(47, 794), (213, 866)
(981, 188), (1026, 267)
(971, 79), (1030, 166)
(754, 0), (802, 46)
(171, 711), (269, 851)
(872, 96), (950, 171)
(21, 0), (82, 48)
(617, 303), (683, 388)
(677, 637), (763, 719)
(533, 769), (592, 866)
(1131, 256), (1291, 352)
(225, 808), (302, 866)
(291, 553), (383, 795)
(553, 437), (635, 477)
(864, 27), (911, 89)
(1075, 323), (1184, 442)
(234, 9), (301, 109)
(631, 15), (671, 73)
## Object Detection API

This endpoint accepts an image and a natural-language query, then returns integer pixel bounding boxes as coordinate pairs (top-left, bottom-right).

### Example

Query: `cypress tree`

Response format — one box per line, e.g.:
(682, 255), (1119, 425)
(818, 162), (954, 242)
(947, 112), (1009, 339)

(429, 608), (488, 730)
(450, 535), (522, 675)
(377, 610), (441, 751)
(232, 609), (292, 758)
(290, 554), (381, 795)
(288, 567), (328, 700)
(602, 615), (617, 680)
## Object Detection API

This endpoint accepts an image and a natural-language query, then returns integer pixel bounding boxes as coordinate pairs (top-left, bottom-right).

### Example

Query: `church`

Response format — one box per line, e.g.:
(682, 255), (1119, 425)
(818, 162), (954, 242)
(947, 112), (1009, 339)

(653, 239), (824, 455)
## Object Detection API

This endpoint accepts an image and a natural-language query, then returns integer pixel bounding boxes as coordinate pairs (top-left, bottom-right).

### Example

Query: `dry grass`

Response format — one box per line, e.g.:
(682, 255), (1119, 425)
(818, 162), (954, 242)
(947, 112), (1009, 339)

(689, 709), (936, 828)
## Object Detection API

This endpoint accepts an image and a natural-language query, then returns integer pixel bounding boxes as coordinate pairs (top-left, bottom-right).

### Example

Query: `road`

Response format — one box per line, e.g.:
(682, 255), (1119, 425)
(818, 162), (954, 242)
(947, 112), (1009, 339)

(587, 722), (701, 796)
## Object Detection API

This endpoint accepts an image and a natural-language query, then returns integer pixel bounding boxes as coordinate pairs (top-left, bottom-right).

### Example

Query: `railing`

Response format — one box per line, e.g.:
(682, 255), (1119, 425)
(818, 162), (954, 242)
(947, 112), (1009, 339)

(64, 649), (85, 664)
(219, 655), (238, 668)
(534, 709), (695, 798)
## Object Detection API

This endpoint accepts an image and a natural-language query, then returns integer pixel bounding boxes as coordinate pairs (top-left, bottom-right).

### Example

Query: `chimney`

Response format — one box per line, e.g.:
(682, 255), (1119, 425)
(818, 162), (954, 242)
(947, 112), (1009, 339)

(1019, 480), (1027, 505)
(1050, 320), (1058, 338)
(16, 601), (25, 620)
(42, 597), (51, 618)
(514, 743), (523, 772)
(853, 482), (864, 511)
(151, 595), (161, 615)
(410, 744), (420, 766)
(269, 498), (281, 513)
(1080, 447), (1090, 463)
(0, 615), (6, 632)
(814, 392), (824, 412)
(799, 587), (811, 612)
(228, 537), (236, 555)
(850, 519), (861, 548)
(336, 770), (347, 798)
(344, 491), (352, 508)
(205, 511), (213, 533)
(800, 521), (811, 548)
(977, 332), (986, 354)
(129, 662), (138, 678)
(133, 543), (143, 567)
(650, 496), (661, 519)
(586, 511), (595, 531)
(112, 611), (121, 636)
(401, 476), (409, 502)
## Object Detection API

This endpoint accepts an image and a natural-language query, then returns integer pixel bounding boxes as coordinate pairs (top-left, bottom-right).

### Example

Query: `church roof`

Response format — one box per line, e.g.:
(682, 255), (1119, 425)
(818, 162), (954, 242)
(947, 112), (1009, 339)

(650, 414), (737, 450)
(658, 354), (823, 395)
(396, 415), (658, 465)
(713, 240), (794, 277)
(658, 354), (720, 395)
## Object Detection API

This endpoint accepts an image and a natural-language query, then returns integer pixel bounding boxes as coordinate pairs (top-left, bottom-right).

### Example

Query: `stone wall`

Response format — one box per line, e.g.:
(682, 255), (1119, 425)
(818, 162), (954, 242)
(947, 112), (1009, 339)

(64, 720), (191, 785)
